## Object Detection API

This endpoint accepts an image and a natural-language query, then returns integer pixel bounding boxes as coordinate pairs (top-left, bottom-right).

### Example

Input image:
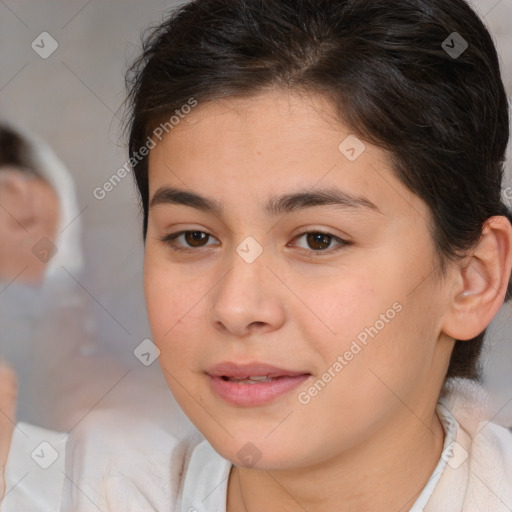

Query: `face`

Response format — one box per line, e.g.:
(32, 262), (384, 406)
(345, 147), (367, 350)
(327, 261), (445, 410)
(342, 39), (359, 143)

(144, 90), (454, 470)
(0, 169), (60, 286)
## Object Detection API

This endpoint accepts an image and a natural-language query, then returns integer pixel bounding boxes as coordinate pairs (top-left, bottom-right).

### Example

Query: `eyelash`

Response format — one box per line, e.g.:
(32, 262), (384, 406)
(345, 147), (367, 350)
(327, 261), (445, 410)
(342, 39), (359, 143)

(159, 230), (351, 256)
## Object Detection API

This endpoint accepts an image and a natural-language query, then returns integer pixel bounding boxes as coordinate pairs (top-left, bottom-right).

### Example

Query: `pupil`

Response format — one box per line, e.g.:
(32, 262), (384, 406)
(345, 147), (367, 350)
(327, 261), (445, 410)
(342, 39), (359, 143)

(183, 232), (331, 250)
(308, 233), (330, 250)
(186, 231), (207, 246)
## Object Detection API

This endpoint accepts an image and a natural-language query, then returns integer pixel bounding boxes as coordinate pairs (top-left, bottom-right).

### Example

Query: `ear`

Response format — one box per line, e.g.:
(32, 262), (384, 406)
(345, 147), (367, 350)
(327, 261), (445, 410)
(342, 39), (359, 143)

(442, 216), (512, 341)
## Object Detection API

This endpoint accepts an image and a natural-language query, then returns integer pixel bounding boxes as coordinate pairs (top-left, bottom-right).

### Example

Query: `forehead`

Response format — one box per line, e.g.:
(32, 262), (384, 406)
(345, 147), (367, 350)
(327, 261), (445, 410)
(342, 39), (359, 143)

(146, 90), (427, 223)
(148, 90), (344, 159)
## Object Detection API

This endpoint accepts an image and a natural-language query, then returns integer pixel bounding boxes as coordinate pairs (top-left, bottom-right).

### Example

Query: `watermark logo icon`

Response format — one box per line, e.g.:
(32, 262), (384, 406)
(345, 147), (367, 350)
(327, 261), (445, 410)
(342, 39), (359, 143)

(134, 338), (160, 366)
(31, 441), (59, 469)
(31, 32), (58, 59)
(32, 237), (58, 263)
(237, 442), (262, 468)
(442, 32), (468, 59)
(236, 236), (263, 264)
(442, 441), (468, 469)
(339, 135), (366, 162)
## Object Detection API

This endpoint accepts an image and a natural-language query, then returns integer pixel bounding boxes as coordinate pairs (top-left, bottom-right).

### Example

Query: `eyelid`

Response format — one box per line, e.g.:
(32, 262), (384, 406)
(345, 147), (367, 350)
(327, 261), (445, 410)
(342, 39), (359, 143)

(159, 228), (351, 255)
(159, 230), (219, 252)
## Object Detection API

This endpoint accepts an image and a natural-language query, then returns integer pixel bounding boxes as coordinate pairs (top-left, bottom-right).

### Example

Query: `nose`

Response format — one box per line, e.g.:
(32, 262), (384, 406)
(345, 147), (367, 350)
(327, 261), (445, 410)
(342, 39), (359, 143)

(208, 248), (286, 338)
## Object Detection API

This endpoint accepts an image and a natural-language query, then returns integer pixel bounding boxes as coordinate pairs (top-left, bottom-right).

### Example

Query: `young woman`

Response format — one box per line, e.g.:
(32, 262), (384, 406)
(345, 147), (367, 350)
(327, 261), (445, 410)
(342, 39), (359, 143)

(2, 0), (512, 510)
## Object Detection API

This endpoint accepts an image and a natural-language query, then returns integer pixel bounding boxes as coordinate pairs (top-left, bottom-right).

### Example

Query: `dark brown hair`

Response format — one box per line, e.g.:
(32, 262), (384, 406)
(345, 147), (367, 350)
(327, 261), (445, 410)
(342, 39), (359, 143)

(125, 0), (512, 382)
(0, 123), (42, 178)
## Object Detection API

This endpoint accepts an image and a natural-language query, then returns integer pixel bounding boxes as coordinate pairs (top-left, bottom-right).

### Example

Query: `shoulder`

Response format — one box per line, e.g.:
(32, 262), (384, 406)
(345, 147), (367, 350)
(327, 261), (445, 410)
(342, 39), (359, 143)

(61, 408), (202, 512)
(1, 411), (203, 512)
(465, 421), (512, 510)
(0, 422), (68, 511)
(439, 379), (512, 510)
(176, 437), (232, 512)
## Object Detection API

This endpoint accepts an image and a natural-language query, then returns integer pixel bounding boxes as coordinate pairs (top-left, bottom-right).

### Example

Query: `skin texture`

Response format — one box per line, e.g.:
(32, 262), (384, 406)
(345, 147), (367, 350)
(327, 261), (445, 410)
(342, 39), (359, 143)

(0, 168), (60, 286)
(144, 89), (512, 511)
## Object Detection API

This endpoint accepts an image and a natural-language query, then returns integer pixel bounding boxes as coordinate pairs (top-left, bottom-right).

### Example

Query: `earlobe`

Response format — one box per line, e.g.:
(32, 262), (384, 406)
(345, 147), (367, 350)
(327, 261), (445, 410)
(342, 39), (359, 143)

(442, 215), (512, 341)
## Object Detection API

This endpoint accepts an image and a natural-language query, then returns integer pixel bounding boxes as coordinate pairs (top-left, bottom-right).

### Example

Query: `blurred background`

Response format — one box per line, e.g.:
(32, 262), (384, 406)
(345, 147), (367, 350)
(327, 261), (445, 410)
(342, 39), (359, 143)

(0, 0), (511, 433)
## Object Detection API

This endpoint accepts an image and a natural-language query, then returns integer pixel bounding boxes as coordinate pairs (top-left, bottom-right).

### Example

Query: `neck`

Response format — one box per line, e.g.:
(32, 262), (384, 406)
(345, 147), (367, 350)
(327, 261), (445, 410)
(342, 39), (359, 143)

(227, 408), (445, 512)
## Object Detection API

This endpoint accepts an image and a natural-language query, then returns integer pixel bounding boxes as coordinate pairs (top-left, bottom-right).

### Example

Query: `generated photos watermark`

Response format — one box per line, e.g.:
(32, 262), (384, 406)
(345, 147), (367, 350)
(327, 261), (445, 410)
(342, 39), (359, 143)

(93, 97), (198, 200)
(297, 301), (403, 405)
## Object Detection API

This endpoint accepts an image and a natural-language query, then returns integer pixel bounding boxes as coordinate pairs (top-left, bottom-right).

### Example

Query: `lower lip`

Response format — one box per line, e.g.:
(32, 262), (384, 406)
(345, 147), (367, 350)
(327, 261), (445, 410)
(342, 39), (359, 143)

(208, 374), (311, 406)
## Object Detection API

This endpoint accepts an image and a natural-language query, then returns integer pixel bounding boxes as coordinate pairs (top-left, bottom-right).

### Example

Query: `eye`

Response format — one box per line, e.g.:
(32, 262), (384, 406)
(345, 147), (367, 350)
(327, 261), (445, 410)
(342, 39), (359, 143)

(289, 231), (349, 254)
(160, 229), (350, 255)
(160, 230), (218, 252)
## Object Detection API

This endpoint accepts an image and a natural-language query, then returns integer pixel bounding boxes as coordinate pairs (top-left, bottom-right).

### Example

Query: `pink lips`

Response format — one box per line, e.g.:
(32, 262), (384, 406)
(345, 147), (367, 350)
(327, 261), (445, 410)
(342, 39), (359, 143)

(206, 361), (311, 407)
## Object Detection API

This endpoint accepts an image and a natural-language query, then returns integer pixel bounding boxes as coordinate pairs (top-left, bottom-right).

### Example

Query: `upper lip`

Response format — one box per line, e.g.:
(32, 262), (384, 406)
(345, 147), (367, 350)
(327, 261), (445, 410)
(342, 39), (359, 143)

(207, 361), (310, 379)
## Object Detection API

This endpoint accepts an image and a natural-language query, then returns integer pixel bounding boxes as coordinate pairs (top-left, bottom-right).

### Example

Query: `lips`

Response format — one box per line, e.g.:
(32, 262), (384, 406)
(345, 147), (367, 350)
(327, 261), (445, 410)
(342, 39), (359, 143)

(206, 362), (312, 406)
(207, 361), (310, 380)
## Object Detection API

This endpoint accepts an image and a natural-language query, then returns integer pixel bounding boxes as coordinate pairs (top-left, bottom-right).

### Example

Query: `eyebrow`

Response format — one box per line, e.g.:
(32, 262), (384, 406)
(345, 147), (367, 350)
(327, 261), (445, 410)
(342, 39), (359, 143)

(149, 185), (382, 216)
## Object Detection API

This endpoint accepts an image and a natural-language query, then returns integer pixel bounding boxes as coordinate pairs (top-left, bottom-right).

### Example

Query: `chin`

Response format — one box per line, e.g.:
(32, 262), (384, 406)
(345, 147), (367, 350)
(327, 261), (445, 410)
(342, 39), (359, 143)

(205, 430), (306, 471)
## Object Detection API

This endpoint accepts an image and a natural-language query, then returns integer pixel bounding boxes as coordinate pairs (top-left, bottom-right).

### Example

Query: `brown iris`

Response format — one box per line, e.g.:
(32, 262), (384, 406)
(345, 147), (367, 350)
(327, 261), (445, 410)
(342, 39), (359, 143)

(306, 233), (332, 251)
(184, 231), (209, 247)
(181, 231), (333, 251)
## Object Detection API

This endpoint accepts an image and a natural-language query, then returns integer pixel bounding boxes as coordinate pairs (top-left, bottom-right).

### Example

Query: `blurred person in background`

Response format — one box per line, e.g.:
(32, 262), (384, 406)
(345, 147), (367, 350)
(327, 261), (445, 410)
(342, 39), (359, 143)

(0, 123), (85, 508)
(0, 121), (96, 430)
(0, 124), (62, 286)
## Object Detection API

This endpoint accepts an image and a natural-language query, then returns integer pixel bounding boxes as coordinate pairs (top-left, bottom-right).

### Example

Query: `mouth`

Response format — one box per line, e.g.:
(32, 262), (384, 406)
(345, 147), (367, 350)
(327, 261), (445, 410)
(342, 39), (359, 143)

(219, 375), (294, 384)
(206, 361), (311, 406)
(207, 361), (310, 380)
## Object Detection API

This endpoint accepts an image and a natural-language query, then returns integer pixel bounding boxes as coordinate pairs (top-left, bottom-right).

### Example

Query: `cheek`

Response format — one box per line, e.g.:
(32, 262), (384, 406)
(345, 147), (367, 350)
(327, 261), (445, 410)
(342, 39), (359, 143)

(144, 263), (208, 368)
(302, 270), (424, 390)
(300, 271), (383, 352)
(144, 269), (213, 424)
